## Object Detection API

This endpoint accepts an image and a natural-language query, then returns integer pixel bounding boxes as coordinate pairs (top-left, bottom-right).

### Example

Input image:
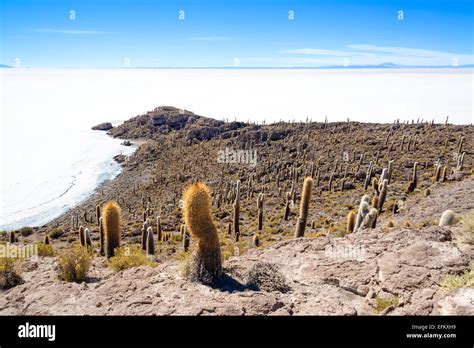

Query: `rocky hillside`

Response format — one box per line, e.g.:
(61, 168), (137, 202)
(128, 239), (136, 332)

(0, 176), (472, 315)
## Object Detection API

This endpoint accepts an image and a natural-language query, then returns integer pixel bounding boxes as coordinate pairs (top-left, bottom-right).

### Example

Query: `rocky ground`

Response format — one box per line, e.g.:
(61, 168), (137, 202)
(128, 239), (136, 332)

(1, 106), (472, 315)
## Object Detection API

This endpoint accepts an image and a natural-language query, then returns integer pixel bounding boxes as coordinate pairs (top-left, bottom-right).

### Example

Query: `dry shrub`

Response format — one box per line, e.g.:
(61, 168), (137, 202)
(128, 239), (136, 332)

(108, 244), (156, 272)
(0, 256), (23, 289)
(37, 243), (55, 257)
(58, 244), (92, 283)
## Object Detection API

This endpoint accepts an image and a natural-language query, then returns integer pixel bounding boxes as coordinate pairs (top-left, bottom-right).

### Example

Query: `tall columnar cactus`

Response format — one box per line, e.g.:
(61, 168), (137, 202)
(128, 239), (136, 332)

(354, 195), (371, 232)
(406, 162), (418, 193)
(387, 160), (394, 185)
(141, 221), (148, 250)
(99, 217), (105, 256)
(283, 192), (291, 221)
(377, 179), (388, 212)
(347, 211), (355, 234)
(146, 227), (155, 255)
(183, 182), (222, 284)
(412, 162), (418, 189)
(457, 136), (464, 154)
(84, 228), (92, 249)
(8, 231), (16, 243)
(457, 152), (465, 171)
(257, 193), (264, 231)
(328, 172), (334, 191)
(96, 204), (101, 226)
(79, 226), (85, 246)
(233, 180), (241, 238)
(156, 215), (162, 242)
(434, 163), (442, 182)
(44, 234), (50, 245)
(439, 210), (456, 226)
(294, 177), (313, 238)
(102, 201), (121, 258)
(441, 166), (448, 182)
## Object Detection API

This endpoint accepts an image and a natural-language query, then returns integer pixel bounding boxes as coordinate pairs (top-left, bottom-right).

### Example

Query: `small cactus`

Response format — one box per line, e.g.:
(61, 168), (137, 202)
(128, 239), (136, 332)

(102, 201), (121, 258)
(386, 219), (394, 228)
(294, 177), (313, 238)
(183, 230), (190, 252)
(362, 208), (378, 229)
(347, 211), (355, 234)
(44, 234), (50, 245)
(439, 210), (456, 226)
(252, 233), (260, 247)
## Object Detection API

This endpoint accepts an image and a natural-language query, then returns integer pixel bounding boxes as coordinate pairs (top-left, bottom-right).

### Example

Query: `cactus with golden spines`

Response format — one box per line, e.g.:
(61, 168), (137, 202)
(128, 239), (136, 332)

(294, 177), (313, 238)
(252, 233), (260, 247)
(347, 211), (355, 234)
(182, 182), (222, 284)
(102, 201), (121, 258)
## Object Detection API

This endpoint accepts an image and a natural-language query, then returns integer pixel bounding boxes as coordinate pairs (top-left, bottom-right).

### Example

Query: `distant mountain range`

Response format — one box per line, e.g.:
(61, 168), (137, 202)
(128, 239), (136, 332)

(1, 62), (473, 69)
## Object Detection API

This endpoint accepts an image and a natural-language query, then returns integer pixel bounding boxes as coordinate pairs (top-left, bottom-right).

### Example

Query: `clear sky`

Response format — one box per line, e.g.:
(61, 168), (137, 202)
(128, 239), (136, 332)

(1, 0), (473, 68)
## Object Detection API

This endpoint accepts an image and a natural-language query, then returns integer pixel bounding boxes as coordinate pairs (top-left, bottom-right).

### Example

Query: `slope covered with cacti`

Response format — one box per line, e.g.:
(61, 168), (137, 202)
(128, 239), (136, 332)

(1, 106), (473, 314)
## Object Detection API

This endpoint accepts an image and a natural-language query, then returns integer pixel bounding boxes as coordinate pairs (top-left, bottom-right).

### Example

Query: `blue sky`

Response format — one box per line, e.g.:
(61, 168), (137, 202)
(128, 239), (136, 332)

(1, 0), (473, 67)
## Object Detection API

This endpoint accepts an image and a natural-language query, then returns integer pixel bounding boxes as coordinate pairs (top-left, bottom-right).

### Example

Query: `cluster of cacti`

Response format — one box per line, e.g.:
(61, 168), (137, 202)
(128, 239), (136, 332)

(353, 195), (370, 232)
(182, 182), (222, 284)
(294, 177), (313, 238)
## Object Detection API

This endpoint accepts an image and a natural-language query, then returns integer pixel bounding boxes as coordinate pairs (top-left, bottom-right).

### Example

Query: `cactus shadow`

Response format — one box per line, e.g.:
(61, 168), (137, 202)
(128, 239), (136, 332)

(210, 273), (252, 293)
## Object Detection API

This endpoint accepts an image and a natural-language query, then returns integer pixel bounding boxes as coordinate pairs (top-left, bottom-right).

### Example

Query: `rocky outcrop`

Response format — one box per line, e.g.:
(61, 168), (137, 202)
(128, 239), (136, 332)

(92, 122), (113, 131)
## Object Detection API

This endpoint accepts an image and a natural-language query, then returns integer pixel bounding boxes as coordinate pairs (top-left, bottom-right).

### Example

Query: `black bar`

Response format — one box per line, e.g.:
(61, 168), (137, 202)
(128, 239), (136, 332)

(0, 316), (472, 347)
